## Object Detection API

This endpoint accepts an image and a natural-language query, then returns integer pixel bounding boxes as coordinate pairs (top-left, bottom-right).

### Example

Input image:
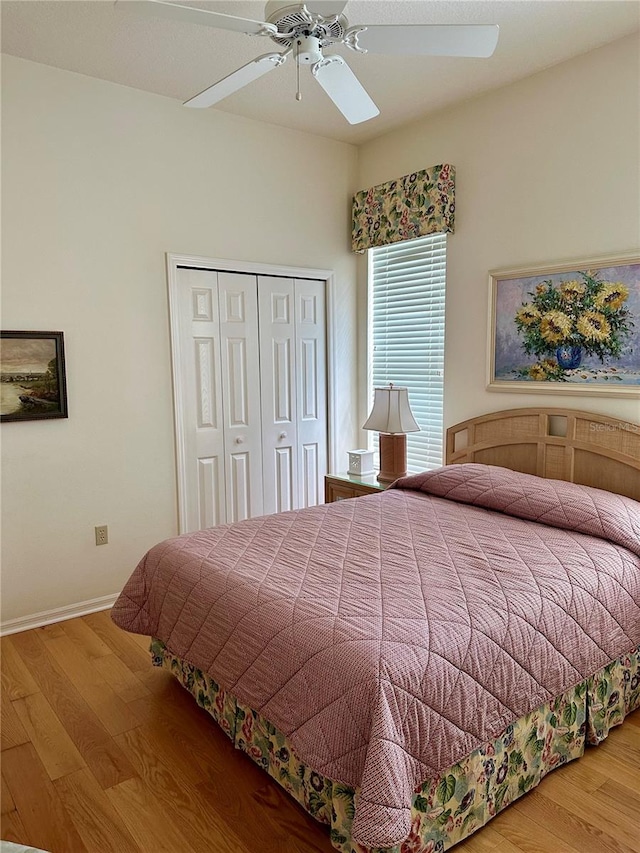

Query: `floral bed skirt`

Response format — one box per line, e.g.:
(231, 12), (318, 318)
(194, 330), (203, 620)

(150, 639), (640, 853)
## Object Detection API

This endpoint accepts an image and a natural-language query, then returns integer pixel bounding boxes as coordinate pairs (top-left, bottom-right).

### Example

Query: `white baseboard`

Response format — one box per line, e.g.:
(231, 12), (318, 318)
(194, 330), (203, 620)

(0, 593), (119, 636)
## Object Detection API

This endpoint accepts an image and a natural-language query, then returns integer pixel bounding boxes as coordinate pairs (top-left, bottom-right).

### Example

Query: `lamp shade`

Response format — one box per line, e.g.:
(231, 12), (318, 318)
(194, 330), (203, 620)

(363, 385), (419, 434)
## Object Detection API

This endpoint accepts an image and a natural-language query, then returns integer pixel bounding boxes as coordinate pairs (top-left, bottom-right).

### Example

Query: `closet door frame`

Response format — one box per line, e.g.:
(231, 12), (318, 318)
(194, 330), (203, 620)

(166, 252), (338, 534)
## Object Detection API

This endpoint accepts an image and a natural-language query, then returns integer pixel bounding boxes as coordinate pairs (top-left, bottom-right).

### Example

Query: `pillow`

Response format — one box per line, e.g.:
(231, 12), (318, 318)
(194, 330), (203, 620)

(391, 463), (640, 557)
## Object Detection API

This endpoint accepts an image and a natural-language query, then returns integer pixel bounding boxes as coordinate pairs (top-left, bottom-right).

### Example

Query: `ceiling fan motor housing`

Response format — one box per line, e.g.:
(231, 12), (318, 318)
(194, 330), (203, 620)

(264, 2), (348, 52)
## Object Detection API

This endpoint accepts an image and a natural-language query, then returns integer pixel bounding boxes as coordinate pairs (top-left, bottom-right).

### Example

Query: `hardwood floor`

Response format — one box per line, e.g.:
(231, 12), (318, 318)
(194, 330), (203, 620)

(1, 612), (638, 853)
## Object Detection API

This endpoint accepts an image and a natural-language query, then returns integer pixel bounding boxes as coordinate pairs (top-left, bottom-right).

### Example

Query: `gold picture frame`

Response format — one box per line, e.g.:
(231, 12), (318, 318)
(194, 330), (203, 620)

(487, 253), (640, 396)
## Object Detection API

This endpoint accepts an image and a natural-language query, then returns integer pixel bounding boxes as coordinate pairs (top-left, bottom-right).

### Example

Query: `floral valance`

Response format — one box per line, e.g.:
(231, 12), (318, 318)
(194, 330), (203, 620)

(351, 164), (455, 253)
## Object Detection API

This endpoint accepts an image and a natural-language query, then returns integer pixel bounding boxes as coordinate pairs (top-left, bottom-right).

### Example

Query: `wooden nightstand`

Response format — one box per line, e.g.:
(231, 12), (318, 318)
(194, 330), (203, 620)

(324, 473), (387, 503)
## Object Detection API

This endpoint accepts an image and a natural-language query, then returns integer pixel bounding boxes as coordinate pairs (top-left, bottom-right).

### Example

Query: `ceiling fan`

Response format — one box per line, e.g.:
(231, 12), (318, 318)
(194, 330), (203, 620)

(123, 1), (499, 124)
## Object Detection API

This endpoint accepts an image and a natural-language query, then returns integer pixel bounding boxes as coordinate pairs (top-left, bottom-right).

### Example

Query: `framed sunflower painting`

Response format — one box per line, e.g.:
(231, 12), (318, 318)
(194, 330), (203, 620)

(488, 253), (640, 396)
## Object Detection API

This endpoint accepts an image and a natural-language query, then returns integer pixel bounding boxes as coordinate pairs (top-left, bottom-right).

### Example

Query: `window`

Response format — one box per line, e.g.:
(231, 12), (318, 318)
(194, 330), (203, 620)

(368, 233), (446, 472)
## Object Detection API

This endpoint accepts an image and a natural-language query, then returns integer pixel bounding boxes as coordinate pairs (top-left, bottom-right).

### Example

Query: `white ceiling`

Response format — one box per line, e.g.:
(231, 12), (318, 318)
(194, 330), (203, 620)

(2, 0), (639, 144)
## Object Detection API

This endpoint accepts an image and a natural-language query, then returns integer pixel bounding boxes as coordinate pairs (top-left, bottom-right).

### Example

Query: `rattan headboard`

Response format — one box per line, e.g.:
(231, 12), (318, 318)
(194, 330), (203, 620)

(446, 407), (640, 501)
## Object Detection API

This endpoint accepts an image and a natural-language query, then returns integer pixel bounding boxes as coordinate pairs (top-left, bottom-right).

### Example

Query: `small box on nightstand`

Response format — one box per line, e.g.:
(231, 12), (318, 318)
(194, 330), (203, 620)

(347, 449), (375, 476)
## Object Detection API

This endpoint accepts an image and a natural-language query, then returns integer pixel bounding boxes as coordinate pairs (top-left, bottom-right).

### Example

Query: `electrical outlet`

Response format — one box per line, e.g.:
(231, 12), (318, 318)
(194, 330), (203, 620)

(95, 525), (108, 546)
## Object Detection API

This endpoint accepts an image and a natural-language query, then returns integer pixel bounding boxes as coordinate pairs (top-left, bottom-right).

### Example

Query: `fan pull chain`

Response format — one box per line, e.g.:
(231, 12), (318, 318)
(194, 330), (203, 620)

(296, 39), (302, 101)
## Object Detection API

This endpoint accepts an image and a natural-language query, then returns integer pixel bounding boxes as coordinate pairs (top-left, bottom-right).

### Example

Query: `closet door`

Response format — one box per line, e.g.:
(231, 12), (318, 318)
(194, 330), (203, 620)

(175, 267), (226, 532)
(295, 279), (327, 507)
(258, 277), (298, 515)
(171, 263), (328, 531)
(217, 272), (264, 521)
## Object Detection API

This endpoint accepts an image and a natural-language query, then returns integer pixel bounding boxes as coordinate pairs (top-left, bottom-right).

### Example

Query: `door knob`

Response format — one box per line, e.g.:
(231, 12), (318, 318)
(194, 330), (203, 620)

(279, 432), (287, 440)
(235, 436), (245, 444)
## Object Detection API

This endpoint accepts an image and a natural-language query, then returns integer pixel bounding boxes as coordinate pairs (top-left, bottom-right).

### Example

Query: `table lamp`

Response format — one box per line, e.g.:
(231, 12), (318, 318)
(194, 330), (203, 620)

(363, 384), (419, 483)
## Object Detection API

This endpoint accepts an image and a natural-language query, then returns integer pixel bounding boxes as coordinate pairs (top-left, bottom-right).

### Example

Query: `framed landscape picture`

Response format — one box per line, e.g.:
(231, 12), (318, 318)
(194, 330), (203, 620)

(1, 331), (68, 422)
(488, 254), (640, 396)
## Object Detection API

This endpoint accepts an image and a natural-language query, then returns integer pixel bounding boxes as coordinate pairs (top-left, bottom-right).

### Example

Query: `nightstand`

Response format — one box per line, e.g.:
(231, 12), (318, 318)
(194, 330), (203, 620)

(324, 473), (387, 503)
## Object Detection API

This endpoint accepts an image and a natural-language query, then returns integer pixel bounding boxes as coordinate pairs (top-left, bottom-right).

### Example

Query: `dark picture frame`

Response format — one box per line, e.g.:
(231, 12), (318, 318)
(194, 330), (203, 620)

(1, 331), (68, 422)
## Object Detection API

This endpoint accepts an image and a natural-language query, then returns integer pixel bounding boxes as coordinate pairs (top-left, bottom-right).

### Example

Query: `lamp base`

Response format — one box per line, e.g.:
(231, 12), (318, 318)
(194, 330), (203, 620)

(378, 433), (407, 484)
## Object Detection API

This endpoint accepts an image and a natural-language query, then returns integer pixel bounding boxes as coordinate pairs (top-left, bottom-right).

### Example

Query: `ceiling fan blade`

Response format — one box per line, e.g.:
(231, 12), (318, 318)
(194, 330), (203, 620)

(184, 53), (286, 108)
(121, 1), (277, 36)
(306, 1), (349, 16)
(312, 56), (379, 125)
(354, 24), (499, 58)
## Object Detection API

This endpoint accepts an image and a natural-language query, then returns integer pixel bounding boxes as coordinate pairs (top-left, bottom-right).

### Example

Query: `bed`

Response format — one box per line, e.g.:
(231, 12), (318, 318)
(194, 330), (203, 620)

(111, 406), (640, 853)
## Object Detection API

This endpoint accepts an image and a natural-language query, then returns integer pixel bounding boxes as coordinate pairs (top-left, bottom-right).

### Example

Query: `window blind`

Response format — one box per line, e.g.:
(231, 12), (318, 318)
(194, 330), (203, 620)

(369, 233), (446, 472)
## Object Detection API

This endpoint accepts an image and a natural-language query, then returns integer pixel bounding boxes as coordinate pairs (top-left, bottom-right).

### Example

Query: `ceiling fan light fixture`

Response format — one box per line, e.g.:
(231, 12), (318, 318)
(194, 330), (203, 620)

(295, 35), (323, 64)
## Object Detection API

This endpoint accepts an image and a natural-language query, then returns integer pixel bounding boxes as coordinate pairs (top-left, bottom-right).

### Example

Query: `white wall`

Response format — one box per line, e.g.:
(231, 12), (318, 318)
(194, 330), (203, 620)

(356, 34), (640, 438)
(4, 35), (640, 626)
(1, 55), (358, 626)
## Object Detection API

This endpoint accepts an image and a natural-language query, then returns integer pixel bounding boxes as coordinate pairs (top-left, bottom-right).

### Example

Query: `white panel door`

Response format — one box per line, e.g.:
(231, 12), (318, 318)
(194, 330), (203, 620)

(218, 272), (264, 522)
(295, 278), (327, 507)
(176, 268), (226, 532)
(171, 264), (328, 529)
(258, 277), (298, 515)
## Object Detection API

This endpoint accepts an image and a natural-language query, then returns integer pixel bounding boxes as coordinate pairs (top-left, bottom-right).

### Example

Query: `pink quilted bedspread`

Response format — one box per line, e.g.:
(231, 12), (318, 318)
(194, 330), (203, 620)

(112, 465), (640, 847)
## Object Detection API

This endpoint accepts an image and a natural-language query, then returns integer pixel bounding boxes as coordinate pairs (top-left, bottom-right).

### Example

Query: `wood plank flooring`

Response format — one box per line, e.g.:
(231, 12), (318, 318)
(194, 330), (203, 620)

(1, 612), (638, 853)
